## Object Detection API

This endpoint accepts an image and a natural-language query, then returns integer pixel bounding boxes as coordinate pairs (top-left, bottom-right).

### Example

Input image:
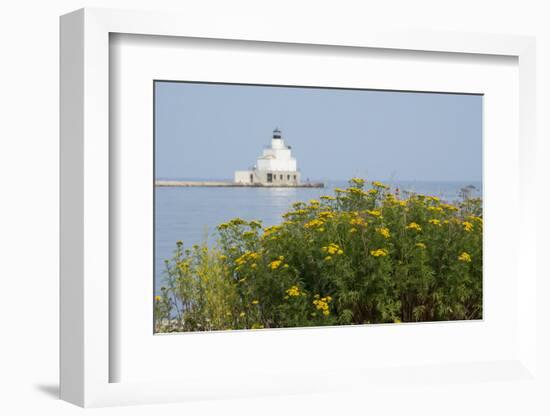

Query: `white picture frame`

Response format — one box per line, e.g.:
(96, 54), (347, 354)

(60, 7), (538, 408)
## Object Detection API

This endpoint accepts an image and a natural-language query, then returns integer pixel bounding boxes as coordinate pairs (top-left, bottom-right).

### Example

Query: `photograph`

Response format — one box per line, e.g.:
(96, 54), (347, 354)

(154, 81), (483, 333)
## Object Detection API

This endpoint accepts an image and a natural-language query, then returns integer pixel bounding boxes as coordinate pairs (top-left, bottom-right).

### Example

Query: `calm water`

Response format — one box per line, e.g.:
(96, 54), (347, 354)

(154, 180), (481, 290)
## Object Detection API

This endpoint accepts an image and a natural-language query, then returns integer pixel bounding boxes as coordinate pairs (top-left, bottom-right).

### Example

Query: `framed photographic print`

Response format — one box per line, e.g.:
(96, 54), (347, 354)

(60, 8), (538, 408)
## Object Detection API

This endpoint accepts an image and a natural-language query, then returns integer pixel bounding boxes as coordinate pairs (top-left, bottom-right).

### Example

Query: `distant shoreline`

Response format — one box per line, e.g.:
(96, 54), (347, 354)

(155, 180), (324, 188)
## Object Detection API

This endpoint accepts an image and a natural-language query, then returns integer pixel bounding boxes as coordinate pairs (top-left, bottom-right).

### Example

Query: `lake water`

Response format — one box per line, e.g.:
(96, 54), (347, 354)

(154, 180), (481, 290)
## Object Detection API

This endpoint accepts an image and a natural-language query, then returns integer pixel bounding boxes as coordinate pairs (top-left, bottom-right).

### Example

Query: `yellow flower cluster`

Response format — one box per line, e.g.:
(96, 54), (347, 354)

(286, 285), (301, 297)
(462, 221), (474, 232)
(372, 181), (390, 189)
(376, 227), (391, 238)
(347, 187), (368, 196)
(428, 206), (444, 213)
(406, 222), (422, 231)
(262, 225), (282, 238)
(320, 195), (336, 201)
(318, 211), (336, 219)
(177, 260), (190, 272)
(235, 251), (260, 266)
(304, 218), (325, 229)
(282, 209), (308, 219)
(350, 217), (366, 226)
(366, 210), (382, 217)
(218, 217), (248, 230)
(370, 248), (389, 257)
(322, 243), (343, 255)
(441, 203), (459, 212)
(428, 219), (441, 226)
(458, 252), (472, 262)
(351, 178), (365, 186)
(313, 295), (332, 316)
(249, 220), (263, 228)
(468, 215), (483, 224)
(269, 256), (285, 270)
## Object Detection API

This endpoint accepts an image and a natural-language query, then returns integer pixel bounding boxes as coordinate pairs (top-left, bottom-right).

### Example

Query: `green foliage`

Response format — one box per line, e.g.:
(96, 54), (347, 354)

(155, 179), (483, 332)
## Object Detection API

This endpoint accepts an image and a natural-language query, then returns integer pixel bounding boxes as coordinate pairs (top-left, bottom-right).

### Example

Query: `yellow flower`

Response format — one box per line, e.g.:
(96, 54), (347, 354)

(235, 251), (260, 266)
(313, 296), (331, 316)
(350, 228), (358, 233)
(370, 248), (389, 257)
(428, 219), (441, 226)
(468, 215), (483, 224)
(351, 178), (365, 186)
(350, 217), (366, 226)
(415, 242), (426, 249)
(322, 243), (343, 255)
(252, 300), (259, 305)
(324, 256), (332, 261)
(239, 312), (246, 317)
(366, 210), (382, 217)
(304, 219), (324, 229)
(309, 199), (320, 206)
(441, 203), (459, 212)
(347, 187), (368, 196)
(372, 181), (390, 189)
(318, 211), (336, 219)
(406, 222), (422, 231)
(269, 259), (283, 270)
(320, 195), (336, 201)
(286, 285), (301, 297)
(458, 252), (472, 262)
(377, 227), (391, 238)
(154, 295), (161, 302)
(263, 225), (282, 237)
(462, 221), (474, 232)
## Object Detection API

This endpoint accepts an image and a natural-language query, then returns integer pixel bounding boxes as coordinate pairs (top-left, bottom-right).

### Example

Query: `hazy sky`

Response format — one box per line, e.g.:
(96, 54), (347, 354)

(155, 81), (482, 182)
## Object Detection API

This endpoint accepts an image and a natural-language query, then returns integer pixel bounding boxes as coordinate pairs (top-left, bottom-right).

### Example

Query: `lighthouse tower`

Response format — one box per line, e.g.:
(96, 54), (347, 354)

(234, 128), (301, 186)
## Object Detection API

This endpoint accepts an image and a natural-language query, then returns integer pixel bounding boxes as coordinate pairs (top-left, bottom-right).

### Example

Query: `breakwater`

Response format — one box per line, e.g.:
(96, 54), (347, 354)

(155, 180), (324, 188)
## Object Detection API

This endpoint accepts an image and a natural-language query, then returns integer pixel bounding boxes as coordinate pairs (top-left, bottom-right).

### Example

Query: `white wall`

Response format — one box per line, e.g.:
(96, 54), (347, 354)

(1, 1), (549, 415)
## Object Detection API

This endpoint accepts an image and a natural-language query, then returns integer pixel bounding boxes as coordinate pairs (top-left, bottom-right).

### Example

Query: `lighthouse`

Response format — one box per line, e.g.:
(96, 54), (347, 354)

(234, 128), (301, 186)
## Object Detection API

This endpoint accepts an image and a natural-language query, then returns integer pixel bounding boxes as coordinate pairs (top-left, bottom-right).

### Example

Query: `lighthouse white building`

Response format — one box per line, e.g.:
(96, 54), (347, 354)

(234, 128), (301, 186)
